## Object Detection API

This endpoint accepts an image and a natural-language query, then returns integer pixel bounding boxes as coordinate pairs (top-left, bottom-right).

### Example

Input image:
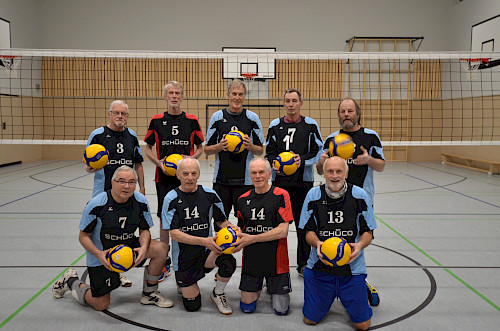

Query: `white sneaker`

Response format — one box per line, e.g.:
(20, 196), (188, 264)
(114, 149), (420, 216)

(119, 273), (132, 287)
(52, 269), (78, 299)
(211, 290), (232, 315)
(141, 291), (174, 308)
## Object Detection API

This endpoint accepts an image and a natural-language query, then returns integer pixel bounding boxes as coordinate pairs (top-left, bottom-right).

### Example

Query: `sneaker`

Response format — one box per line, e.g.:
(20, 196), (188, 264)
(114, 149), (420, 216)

(297, 266), (305, 278)
(119, 273), (132, 287)
(141, 291), (174, 308)
(366, 281), (380, 306)
(52, 268), (78, 299)
(211, 290), (232, 315)
(158, 265), (171, 283)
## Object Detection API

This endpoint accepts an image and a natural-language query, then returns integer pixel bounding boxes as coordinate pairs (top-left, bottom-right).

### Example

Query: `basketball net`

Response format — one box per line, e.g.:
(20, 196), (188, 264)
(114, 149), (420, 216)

(460, 58), (489, 81)
(241, 73), (257, 82)
(1, 56), (21, 78)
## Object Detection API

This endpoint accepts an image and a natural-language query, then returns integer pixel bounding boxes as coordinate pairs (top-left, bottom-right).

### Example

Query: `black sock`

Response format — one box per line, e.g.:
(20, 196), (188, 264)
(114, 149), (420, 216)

(67, 277), (79, 290)
(143, 282), (157, 295)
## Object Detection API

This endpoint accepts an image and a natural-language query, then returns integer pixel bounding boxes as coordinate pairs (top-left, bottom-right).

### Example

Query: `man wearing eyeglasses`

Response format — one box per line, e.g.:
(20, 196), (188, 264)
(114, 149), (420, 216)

(52, 166), (174, 310)
(84, 100), (145, 287)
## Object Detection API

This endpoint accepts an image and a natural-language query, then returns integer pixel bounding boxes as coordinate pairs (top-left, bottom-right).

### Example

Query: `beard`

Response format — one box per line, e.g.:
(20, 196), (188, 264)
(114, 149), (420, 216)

(339, 115), (359, 130)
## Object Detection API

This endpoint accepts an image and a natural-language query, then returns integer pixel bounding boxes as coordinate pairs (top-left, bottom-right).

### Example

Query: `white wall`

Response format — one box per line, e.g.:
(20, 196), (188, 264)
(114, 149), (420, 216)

(18, 0), (453, 51)
(444, 0), (500, 50)
(1, 0), (500, 52)
(0, 0), (40, 48)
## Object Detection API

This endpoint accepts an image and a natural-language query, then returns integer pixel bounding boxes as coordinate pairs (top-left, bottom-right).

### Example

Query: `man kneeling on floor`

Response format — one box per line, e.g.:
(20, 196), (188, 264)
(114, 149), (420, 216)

(52, 165), (173, 310)
(162, 158), (237, 314)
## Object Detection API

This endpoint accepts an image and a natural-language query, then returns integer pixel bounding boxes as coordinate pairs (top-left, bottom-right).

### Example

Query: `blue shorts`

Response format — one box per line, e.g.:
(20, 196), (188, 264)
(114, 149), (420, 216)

(302, 268), (372, 324)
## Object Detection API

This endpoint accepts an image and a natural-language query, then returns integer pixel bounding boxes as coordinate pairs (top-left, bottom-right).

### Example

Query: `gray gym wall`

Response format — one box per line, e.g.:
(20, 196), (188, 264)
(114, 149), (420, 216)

(0, 0), (499, 51)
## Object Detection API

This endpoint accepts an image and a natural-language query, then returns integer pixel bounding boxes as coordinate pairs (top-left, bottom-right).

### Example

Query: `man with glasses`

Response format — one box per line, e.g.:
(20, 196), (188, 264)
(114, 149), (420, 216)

(84, 100), (145, 287)
(52, 166), (173, 310)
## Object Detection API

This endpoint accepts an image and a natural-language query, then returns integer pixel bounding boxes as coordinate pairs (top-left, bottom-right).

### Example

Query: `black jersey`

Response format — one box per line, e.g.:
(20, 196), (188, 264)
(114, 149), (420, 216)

(323, 128), (384, 202)
(144, 111), (204, 183)
(79, 191), (154, 267)
(266, 116), (323, 186)
(161, 185), (226, 272)
(87, 126), (144, 197)
(236, 186), (293, 276)
(206, 108), (265, 185)
(299, 184), (376, 276)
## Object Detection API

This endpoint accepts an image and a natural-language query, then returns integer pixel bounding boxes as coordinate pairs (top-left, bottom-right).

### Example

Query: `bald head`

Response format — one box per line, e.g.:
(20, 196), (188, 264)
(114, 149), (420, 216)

(323, 156), (348, 173)
(323, 156), (349, 192)
(176, 157), (200, 193)
(177, 157), (199, 174)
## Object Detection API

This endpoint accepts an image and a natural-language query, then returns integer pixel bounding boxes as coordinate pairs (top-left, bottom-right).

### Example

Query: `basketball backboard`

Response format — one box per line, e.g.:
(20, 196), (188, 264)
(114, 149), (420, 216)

(0, 17), (10, 49)
(222, 47), (276, 80)
(471, 14), (500, 68)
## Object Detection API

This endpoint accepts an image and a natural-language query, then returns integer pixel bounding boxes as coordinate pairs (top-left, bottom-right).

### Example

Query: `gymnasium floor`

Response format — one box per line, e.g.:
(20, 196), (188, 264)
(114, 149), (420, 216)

(0, 159), (499, 330)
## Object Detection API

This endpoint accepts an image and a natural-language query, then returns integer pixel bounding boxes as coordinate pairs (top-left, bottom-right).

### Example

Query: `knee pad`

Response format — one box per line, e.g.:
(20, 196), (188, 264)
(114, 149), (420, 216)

(216, 254), (236, 278)
(71, 281), (90, 306)
(143, 265), (160, 293)
(240, 300), (257, 313)
(272, 293), (290, 316)
(183, 294), (202, 312)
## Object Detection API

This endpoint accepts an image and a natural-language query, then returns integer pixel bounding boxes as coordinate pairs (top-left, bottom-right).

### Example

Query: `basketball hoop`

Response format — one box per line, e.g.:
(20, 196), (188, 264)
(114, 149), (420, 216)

(0, 55), (21, 78)
(460, 58), (489, 81)
(241, 73), (257, 82)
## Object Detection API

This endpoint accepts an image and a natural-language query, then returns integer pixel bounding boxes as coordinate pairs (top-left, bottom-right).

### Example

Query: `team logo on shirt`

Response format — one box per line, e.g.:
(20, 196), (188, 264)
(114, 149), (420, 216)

(163, 121), (168, 125)
(246, 200), (251, 205)
(108, 158), (133, 165)
(245, 225), (274, 233)
(104, 232), (135, 241)
(162, 139), (189, 146)
(180, 222), (209, 232)
(108, 207), (113, 211)
(178, 199), (183, 203)
(319, 229), (354, 238)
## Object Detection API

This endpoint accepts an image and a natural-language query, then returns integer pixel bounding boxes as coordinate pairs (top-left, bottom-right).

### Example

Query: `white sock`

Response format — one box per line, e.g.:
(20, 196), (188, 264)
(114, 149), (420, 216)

(214, 279), (227, 295)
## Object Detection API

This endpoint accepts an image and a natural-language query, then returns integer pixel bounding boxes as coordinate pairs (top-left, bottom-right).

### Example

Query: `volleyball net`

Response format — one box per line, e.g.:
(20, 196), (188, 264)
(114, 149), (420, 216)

(1, 49), (499, 155)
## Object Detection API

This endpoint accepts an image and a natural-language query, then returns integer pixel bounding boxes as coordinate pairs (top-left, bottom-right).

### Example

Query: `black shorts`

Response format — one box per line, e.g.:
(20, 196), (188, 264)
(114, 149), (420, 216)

(239, 272), (292, 295)
(88, 265), (121, 297)
(175, 251), (235, 288)
(88, 238), (146, 297)
(156, 178), (181, 218)
(213, 183), (252, 218)
(175, 250), (213, 288)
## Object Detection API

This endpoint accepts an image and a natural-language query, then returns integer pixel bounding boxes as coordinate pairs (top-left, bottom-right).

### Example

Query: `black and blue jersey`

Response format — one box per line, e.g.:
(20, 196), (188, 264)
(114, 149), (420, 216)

(206, 108), (265, 185)
(161, 185), (227, 272)
(87, 126), (143, 197)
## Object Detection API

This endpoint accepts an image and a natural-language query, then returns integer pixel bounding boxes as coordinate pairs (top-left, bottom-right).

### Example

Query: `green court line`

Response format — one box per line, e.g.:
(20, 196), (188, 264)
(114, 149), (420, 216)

(0, 252), (86, 329)
(376, 216), (500, 312)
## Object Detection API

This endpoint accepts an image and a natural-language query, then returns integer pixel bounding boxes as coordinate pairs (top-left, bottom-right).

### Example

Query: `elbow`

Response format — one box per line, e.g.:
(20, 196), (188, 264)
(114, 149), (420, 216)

(203, 146), (214, 156)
